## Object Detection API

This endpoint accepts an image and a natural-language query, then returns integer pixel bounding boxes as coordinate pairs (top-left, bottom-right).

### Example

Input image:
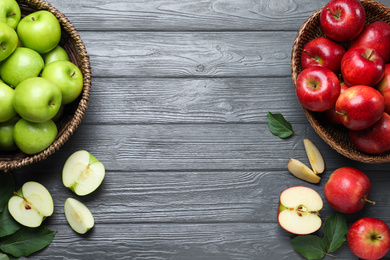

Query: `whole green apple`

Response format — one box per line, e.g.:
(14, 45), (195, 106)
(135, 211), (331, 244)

(0, 47), (44, 87)
(0, 116), (19, 151)
(0, 20), (18, 61)
(13, 77), (62, 123)
(0, 0), (21, 29)
(17, 10), (61, 54)
(42, 45), (69, 66)
(42, 60), (83, 104)
(13, 118), (57, 155)
(0, 80), (16, 122)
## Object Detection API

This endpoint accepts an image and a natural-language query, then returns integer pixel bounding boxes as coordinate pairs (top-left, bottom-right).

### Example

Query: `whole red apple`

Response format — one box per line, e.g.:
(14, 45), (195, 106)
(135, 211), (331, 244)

(295, 66), (340, 112)
(324, 167), (373, 214)
(341, 47), (385, 87)
(348, 217), (390, 260)
(348, 21), (390, 63)
(335, 85), (385, 130)
(350, 113), (390, 154)
(301, 37), (346, 74)
(376, 64), (390, 114)
(320, 0), (366, 42)
(323, 82), (349, 124)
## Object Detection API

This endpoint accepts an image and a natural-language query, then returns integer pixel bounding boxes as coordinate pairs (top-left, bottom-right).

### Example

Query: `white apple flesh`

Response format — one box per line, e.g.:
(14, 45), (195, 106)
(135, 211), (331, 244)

(278, 186), (323, 235)
(62, 150), (105, 196)
(8, 181), (54, 228)
(287, 158), (321, 184)
(64, 198), (94, 234)
(303, 138), (325, 174)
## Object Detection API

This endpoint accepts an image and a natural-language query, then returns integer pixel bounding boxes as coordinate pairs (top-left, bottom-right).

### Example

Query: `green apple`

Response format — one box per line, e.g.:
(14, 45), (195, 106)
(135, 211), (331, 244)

(0, 80), (16, 122)
(64, 198), (94, 234)
(13, 118), (57, 154)
(42, 45), (69, 66)
(13, 77), (62, 123)
(8, 181), (54, 227)
(62, 150), (105, 196)
(0, 0), (21, 29)
(0, 20), (18, 61)
(17, 10), (61, 54)
(42, 60), (83, 104)
(0, 116), (19, 151)
(51, 104), (64, 122)
(0, 47), (44, 87)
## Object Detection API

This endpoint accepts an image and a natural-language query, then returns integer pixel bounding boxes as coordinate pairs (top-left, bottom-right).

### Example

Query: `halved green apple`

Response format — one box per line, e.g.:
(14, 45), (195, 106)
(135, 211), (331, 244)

(8, 181), (54, 228)
(62, 150), (105, 196)
(64, 198), (94, 234)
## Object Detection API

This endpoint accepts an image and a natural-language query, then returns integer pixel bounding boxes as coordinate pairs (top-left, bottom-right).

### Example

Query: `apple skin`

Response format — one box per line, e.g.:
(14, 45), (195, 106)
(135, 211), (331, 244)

(324, 167), (372, 214)
(348, 217), (390, 260)
(17, 10), (61, 54)
(349, 113), (390, 154)
(12, 77), (62, 123)
(301, 37), (346, 74)
(13, 118), (57, 155)
(295, 66), (340, 112)
(376, 64), (390, 114)
(42, 45), (69, 66)
(0, 20), (18, 62)
(0, 116), (19, 152)
(348, 21), (390, 63)
(323, 82), (348, 124)
(335, 85), (385, 130)
(0, 80), (16, 123)
(0, 0), (21, 29)
(320, 0), (365, 42)
(341, 47), (385, 87)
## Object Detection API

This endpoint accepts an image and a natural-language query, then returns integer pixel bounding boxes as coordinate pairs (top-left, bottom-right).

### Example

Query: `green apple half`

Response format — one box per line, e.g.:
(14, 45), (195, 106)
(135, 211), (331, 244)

(64, 198), (94, 234)
(8, 181), (54, 228)
(63, 150), (105, 196)
(0, 0), (21, 29)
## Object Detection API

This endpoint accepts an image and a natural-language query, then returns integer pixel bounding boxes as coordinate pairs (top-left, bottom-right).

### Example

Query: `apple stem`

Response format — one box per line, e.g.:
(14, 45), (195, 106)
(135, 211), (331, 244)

(364, 197), (376, 205)
(304, 49), (319, 61)
(70, 71), (76, 78)
(49, 102), (55, 106)
(327, 7), (340, 19)
(6, 12), (16, 17)
(31, 16), (35, 21)
(0, 43), (5, 51)
(367, 49), (375, 60)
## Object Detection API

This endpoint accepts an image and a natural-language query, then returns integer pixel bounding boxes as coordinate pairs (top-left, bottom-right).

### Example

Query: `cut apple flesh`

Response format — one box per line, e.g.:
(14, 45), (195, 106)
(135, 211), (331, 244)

(64, 198), (94, 234)
(303, 138), (325, 174)
(287, 158), (321, 183)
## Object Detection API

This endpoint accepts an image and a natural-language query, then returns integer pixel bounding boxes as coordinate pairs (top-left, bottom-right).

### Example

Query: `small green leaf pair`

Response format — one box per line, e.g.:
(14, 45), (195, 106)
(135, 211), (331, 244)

(267, 112), (294, 138)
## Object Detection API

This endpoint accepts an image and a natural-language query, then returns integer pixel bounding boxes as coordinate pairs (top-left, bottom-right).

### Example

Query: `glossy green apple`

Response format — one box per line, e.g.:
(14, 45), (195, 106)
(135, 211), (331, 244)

(0, 0), (21, 29)
(42, 45), (69, 66)
(0, 116), (19, 151)
(42, 60), (83, 104)
(17, 10), (61, 54)
(13, 77), (62, 123)
(0, 20), (18, 61)
(0, 47), (44, 87)
(51, 104), (64, 122)
(0, 80), (16, 122)
(13, 118), (57, 154)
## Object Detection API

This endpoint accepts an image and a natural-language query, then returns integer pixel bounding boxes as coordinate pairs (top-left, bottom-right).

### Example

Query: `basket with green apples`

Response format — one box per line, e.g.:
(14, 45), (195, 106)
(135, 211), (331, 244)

(0, 0), (91, 171)
(291, 0), (390, 163)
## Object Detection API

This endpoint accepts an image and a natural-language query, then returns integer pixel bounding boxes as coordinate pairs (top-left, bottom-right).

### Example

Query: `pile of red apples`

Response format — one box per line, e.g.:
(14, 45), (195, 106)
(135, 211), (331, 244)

(295, 0), (390, 154)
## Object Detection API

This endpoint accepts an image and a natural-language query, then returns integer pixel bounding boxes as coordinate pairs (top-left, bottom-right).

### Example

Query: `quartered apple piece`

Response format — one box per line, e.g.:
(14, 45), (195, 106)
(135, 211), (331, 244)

(64, 198), (94, 234)
(303, 138), (325, 174)
(287, 158), (321, 184)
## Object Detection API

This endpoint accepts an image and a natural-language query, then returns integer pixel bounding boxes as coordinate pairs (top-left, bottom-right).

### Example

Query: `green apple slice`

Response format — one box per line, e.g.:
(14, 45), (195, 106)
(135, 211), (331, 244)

(64, 198), (94, 234)
(8, 181), (54, 228)
(62, 150), (105, 196)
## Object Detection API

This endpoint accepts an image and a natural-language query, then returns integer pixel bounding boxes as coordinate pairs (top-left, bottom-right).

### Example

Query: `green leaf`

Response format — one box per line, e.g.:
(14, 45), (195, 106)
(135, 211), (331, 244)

(0, 253), (9, 260)
(323, 212), (348, 253)
(0, 226), (57, 257)
(267, 112), (294, 138)
(291, 235), (325, 259)
(0, 172), (14, 212)
(0, 205), (21, 237)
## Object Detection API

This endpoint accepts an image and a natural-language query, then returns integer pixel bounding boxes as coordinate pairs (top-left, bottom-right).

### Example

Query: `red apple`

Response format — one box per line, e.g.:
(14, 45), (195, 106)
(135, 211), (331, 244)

(350, 113), (390, 154)
(320, 0), (365, 42)
(295, 66), (341, 112)
(301, 37), (346, 74)
(335, 85), (385, 130)
(324, 167), (373, 214)
(323, 82), (348, 124)
(348, 217), (390, 260)
(341, 47), (385, 87)
(348, 21), (390, 63)
(376, 64), (390, 114)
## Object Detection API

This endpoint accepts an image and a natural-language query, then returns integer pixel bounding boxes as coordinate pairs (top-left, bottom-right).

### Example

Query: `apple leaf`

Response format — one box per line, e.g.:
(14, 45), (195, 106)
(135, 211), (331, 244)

(0, 253), (9, 260)
(0, 226), (57, 257)
(267, 112), (294, 138)
(291, 235), (325, 259)
(0, 172), (14, 212)
(322, 212), (347, 253)
(0, 206), (20, 238)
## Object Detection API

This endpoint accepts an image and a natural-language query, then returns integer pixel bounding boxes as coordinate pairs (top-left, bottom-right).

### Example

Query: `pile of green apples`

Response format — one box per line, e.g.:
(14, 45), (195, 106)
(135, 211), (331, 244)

(0, 0), (84, 155)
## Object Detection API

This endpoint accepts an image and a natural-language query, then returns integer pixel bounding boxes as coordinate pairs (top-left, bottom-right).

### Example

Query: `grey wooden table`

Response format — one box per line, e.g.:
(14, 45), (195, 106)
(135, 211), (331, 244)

(10, 0), (390, 259)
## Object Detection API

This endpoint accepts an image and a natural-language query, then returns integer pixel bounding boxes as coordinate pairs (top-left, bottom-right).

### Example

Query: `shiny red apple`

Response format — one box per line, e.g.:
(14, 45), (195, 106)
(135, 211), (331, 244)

(376, 64), (390, 114)
(323, 82), (348, 124)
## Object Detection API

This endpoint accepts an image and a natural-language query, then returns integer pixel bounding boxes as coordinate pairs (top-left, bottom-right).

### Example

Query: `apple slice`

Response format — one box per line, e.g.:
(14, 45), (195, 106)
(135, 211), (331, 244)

(303, 139), (325, 174)
(287, 158), (321, 184)
(62, 150), (105, 196)
(64, 198), (94, 234)
(278, 186), (323, 235)
(8, 181), (54, 228)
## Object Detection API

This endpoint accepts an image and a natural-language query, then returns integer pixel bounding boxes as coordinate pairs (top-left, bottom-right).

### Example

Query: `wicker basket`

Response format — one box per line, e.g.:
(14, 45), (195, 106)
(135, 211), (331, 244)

(291, 0), (390, 163)
(0, 0), (91, 171)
